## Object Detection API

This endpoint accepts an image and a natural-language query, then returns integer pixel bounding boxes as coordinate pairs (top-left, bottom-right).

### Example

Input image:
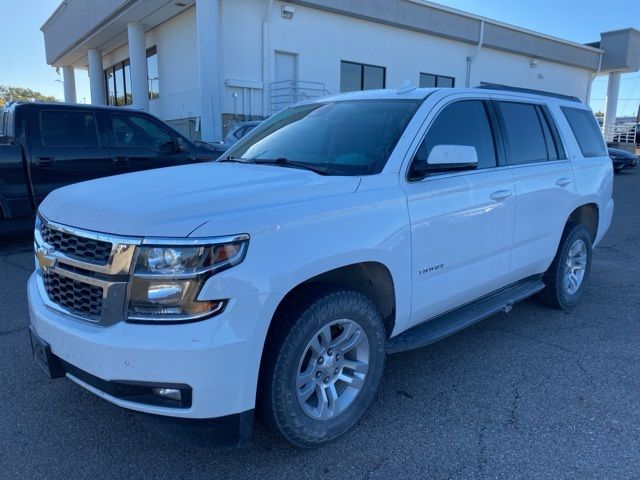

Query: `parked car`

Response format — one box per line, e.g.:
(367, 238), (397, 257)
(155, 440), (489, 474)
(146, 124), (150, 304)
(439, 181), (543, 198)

(0, 102), (217, 225)
(28, 86), (613, 448)
(223, 121), (262, 151)
(608, 147), (638, 172)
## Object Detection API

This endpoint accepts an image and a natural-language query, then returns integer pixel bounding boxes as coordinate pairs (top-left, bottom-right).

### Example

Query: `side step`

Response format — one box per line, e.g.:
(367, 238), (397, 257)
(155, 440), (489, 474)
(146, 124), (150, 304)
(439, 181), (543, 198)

(386, 277), (545, 354)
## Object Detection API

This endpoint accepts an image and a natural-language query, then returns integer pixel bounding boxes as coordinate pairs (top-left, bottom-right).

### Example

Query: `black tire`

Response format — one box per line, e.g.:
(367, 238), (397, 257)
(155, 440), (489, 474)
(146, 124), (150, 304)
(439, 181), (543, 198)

(537, 223), (593, 310)
(258, 286), (386, 448)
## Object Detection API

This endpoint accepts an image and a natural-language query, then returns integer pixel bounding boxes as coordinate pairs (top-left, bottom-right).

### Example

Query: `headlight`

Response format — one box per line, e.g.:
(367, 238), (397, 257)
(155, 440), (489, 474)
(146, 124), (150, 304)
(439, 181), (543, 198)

(127, 235), (249, 323)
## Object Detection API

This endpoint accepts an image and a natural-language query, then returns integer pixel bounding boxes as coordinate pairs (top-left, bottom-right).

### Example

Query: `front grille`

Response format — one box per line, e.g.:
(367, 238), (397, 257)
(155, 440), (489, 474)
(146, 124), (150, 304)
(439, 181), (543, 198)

(41, 224), (112, 265)
(42, 270), (103, 321)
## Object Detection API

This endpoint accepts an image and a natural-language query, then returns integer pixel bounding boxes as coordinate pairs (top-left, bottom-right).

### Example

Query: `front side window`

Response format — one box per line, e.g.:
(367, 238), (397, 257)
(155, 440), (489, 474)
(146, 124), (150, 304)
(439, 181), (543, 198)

(111, 114), (172, 152)
(40, 111), (98, 147)
(226, 100), (420, 175)
(412, 100), (497, 174)
(340, 61), (386, 93)
(497, 101), (548, 165)
(561, 107), (607, 158)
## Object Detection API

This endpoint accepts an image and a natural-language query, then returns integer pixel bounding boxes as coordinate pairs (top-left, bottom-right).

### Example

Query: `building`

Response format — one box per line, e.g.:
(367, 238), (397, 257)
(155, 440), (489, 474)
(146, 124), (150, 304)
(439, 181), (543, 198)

(41, 0), (640, 142)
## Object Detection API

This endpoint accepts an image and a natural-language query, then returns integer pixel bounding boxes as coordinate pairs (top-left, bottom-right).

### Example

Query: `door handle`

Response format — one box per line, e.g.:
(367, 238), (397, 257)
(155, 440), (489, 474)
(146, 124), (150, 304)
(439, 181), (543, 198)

(35, 157), (55, 169)
(490, 190), (513, 201)
(112, 156), (130, 166)
(556, 177), (572, 187)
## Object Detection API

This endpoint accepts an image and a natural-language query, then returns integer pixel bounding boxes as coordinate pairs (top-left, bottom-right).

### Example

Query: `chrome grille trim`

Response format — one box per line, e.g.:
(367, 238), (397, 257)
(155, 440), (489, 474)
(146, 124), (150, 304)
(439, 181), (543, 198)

(40, 223), (113, 265)
(34, 215), (143, 326)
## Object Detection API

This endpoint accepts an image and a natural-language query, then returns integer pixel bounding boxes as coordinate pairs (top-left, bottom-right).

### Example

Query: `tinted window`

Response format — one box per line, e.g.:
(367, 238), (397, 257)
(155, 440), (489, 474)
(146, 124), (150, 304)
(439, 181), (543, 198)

(497, 102), (548, 165)
(112, 114), (171, 151)
(340, 61), (385, 92)
(414, 100), (497, 171)
(561, 107), (607, 158)
(420, 73), (455, 88)
(228, 100), (420, 175)
(40, 111), (98, 147)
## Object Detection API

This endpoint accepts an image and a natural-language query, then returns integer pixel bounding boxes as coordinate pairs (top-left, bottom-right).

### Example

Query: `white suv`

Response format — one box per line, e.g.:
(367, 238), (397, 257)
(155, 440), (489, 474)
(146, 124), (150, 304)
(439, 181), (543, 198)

(28, 86), (614, 448)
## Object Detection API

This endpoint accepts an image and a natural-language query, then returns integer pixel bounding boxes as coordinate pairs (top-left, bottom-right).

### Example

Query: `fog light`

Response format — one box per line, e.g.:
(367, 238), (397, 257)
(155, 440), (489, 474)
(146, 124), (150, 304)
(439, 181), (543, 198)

(152, 387), (182, 402)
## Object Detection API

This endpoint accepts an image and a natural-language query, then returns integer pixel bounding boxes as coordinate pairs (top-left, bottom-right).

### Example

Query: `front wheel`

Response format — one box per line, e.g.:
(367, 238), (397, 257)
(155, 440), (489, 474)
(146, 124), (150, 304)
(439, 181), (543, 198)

(537, 223), (593, 310)
(259, 287), (386, 447)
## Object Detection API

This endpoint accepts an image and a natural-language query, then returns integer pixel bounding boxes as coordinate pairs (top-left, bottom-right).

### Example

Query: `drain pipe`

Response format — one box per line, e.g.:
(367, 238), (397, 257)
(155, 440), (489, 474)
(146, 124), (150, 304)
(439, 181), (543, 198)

(586, 50), (603, 104)
(262, 0), (275, 118)
(466, 20), (485, 88)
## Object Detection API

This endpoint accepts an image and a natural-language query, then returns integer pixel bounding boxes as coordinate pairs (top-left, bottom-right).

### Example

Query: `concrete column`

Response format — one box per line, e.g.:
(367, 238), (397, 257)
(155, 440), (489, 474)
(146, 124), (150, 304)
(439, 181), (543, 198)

(127, 22), (149, 111)
(87, 48), (106, 105)
(196, 0), (223, 142)
(62, 67), (77, 103)
(603, 71), (621, 141)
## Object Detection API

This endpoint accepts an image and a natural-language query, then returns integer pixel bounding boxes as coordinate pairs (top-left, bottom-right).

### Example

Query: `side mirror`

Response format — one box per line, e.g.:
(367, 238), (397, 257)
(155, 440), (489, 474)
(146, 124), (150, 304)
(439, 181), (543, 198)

(173, 137), (187, 153)
(412, 145), (478, 176)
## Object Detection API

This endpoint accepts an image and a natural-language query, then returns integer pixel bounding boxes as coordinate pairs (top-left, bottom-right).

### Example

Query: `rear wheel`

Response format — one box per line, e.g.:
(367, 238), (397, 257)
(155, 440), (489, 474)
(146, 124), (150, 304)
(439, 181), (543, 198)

(537, 223), (592, 310)
(259, 287), (386, 447)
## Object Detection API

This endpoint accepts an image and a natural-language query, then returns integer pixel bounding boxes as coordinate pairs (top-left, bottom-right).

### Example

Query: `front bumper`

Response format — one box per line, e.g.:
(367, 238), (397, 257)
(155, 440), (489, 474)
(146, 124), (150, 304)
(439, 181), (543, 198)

(28, 272), (281, 443)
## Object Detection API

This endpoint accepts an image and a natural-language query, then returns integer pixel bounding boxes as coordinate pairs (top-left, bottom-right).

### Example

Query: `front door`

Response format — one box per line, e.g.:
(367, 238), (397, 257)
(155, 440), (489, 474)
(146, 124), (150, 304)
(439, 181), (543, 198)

(274, 51), (298, 110)
(107, 112), (193, 173)
(402, 98), (516, 328)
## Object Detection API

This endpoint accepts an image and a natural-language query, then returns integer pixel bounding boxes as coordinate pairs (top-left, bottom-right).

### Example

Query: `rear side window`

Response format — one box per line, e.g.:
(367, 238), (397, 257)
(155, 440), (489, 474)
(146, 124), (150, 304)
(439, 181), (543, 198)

(40, 110), (98, 147)
(416, 100), (497, 170)
(561, 107), (608, 158)
(496, 102), (548, 165)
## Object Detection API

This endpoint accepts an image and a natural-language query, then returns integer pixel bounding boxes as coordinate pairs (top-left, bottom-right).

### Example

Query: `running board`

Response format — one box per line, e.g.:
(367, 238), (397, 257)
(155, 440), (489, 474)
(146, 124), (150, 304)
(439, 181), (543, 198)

(387, 277), (545, 354)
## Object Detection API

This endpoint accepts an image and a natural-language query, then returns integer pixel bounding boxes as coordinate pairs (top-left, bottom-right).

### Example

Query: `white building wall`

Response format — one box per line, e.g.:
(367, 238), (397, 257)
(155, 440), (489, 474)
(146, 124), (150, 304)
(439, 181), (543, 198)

(95, 1), (593, 128)
(146, 7), (200, 121)
(101, 7), (200, 121)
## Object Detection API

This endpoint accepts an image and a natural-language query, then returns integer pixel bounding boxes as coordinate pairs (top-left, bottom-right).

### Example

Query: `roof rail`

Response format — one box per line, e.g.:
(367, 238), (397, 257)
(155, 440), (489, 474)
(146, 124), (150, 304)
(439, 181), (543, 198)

(476, 84), (581, 103)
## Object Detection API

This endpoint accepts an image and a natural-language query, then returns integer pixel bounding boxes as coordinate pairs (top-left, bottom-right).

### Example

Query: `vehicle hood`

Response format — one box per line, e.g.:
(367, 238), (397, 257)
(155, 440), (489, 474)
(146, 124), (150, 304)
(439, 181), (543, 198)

(608, 147), (638, 159)
(39, 163), (361, 237)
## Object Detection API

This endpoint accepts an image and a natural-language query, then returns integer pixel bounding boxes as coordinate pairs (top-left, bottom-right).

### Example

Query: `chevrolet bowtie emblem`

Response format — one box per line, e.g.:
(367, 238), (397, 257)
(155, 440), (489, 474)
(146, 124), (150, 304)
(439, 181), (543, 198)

(35, 246), (56, 270)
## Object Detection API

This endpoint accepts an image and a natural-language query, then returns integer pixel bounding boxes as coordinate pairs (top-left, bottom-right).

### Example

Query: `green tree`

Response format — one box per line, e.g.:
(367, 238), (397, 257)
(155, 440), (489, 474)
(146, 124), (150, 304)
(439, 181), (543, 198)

(594, 110), (604, 118)
(0, 85), (57, 107)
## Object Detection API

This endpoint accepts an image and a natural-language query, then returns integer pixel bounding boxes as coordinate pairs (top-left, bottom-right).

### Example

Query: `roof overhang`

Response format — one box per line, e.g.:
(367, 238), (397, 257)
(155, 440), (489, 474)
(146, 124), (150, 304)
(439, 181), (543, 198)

(289, 0), (603, 71)
(41, 0), (195, 68)
(596, 28), (640, 73)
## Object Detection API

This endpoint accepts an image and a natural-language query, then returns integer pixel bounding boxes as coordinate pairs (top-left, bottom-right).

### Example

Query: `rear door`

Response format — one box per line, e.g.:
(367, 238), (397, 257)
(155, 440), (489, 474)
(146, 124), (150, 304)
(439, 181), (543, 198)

(493, 99), (577, 280)
(402, 96), (516, 328)
(28, 108), (112, 204)
(107, 112), (195, 173)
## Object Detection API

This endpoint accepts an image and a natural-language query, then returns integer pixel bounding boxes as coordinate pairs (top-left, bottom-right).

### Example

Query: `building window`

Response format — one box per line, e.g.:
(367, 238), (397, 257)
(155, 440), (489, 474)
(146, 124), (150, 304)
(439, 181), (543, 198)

(340, 61), (386, 93)
(104, 61), (131, 107)
(420, 73), (455, 88)
(103, 46), (159, 106)
(147, 46), (159, 100)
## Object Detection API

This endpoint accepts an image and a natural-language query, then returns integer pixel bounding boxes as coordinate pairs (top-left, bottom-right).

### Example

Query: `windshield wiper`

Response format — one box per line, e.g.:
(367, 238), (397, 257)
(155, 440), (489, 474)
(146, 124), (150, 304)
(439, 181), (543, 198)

(217, 156), (246, 163)
(251, 158), (332, 175)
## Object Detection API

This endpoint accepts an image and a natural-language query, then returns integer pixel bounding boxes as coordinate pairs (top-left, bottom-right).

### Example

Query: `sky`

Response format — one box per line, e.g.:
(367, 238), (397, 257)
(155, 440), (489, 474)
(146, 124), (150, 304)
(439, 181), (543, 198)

(1, 0), (639, 115)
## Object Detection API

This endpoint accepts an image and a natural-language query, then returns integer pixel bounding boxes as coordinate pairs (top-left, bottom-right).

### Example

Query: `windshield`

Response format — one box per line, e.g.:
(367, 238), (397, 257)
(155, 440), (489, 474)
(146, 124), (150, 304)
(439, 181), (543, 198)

(225, 99), (420, 175)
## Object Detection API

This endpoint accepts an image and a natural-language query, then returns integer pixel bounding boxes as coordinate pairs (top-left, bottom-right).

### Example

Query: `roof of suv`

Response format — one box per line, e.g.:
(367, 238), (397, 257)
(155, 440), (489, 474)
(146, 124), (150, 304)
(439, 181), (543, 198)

(2, 101), (146, 114)
(317, 86), (584, 106)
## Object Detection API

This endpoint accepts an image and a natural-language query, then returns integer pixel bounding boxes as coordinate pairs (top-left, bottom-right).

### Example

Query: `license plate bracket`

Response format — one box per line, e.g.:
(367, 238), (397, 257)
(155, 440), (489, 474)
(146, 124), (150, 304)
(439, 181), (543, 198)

(29, 327), (65, 379)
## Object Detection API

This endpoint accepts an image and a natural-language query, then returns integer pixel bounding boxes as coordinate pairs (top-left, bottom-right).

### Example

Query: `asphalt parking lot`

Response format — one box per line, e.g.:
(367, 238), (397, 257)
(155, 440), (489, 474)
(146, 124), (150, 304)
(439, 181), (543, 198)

(1, 169), (638, 480)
